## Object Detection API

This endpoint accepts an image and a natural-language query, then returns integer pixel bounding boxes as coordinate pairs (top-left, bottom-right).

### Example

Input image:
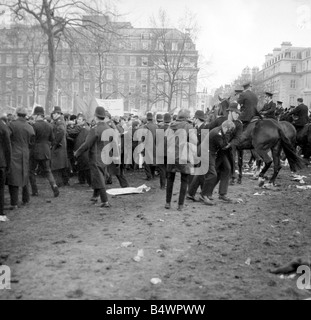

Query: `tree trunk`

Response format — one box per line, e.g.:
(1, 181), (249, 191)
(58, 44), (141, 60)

(45, 31), (56, 114)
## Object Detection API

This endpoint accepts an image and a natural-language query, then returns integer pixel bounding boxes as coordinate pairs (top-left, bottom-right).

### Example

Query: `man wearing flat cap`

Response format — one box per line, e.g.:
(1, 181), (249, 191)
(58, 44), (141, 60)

(237, 82), (260, 127)
(7, 107), (35, 208)
(29, 106), (59, 198)
(260, 92), (276, 119)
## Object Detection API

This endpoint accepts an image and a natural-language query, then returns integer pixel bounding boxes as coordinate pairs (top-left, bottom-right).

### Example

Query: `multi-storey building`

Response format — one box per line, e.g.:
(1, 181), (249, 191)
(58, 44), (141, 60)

(196, 88), (213, 112)
(256, 42), (311, 109)
(0, 15), (199, 115)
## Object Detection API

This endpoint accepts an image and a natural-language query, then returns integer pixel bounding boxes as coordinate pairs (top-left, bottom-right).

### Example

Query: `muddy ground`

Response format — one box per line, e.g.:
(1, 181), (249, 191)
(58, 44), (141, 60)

(1, 162), (311, 300)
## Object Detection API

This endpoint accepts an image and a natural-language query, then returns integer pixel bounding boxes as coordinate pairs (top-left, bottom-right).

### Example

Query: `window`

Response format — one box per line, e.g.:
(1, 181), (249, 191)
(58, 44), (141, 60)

(38, 95), (45, 106)
(142, 57), (148, 66)
(73, 82), (79, 93)
(73, 56), (79, 65)
(130, 56), (136, 66)
(118, 70), (125, 81)
(28, 96), (34, 108)
(17, 55), (24, 64)
(129, 84), (135, 94)
(61, 96), (68, 111)
(84, 56), (91, 66)
(141, 70), (148, 80)
(39, 82), (45, 91)
(141, 84), (147, 93)
(130, 71), (136, 80)
(6, 69), (12, 78)
(84, 82), (90, 92)
(5, 95), (12, 106)
(290, 80), (296, 89)
(142, 41), (149, 50)
(185, 42), (192, 50)
(291, 65), (297, 73)
(95, 84), (100, 93)
(172, 42), (178, 51)
(39, 55), (45, 65)
(290, 96), (296, 105)
(118, 83), (124, 94)
(106, 84), (113, 93)
(6, 55), (12, 64)
(17, 80), (23, 91)
(62, 69), (68, 79)
(17, 95), (23, 107)
(106, 70), (113, 80)
(84, 71), (91, 80)
(17, 68), (24, 78)
(119, 56), (125, 66)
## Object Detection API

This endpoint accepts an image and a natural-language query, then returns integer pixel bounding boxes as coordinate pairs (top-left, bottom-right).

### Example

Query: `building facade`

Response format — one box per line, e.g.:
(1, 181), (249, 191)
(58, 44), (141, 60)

(257, 42), (311, 109)
(0, 16), (199, 115)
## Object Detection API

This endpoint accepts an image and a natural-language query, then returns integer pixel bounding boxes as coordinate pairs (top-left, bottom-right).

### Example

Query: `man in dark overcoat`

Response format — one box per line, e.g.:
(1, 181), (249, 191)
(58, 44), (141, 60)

(238, 82), (259, 126)
(7, 107), (35, 207)
(260, 92), (276, 119)
(50, 106), (69, 187)
(288, 98), (309, 141)
(0, 118), (11, 218)
(29, 106), (59, 198)
(74, 107), (112, 208)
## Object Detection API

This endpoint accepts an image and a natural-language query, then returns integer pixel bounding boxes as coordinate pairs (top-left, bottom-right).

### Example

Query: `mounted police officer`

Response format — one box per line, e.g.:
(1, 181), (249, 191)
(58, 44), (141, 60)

(260, 92), (276, 119)
(288, 98), (309, 141)
(237, 82), (260, 127)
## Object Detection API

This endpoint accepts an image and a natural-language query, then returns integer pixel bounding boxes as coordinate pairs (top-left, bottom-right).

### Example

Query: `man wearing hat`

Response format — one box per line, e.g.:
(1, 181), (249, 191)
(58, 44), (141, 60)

(74, 106), (112, 208)
(237, 82), (260, 127)
(287, 98), (309, 141)
(156, 114), (164, 127)
(156, 113), (171, 189)
(142, 112), (158, 180)
(260, 92), (276, 119)
(29, 106), (59, 198)
(50, 106), (70, 187)
(275, 101), (285, 121)
(0, 116), (11, 220)
(7, 107), (35, 208)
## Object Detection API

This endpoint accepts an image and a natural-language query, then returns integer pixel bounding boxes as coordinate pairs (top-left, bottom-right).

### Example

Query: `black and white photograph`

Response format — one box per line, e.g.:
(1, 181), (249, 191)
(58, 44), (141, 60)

(0, 0), (311, 303)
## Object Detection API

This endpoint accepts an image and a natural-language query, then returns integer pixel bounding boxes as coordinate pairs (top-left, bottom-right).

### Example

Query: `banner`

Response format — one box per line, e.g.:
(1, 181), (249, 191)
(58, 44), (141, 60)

(95, 98), (124, 117)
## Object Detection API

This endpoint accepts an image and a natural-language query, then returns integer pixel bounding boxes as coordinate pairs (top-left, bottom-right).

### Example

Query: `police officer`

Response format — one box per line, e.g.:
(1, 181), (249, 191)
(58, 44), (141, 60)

(260, 92), (276, 119)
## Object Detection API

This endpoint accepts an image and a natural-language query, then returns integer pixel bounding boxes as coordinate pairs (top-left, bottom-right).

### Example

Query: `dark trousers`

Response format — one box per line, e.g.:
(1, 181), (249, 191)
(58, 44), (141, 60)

(52, 168), (70, 187)
(0, 168), (6, 215)
(158, 158), (167, 188)
(106, 165), (129, 188)
(78, 169), (91, 186)
(166, 172), (189, 206)
(188, 174), (205, 197)
(145, 164), (156, 179)
(29, 158), (57, 194)
(93, 188), (108, 203)
(202, 154), (231, 197)
(8, 185), (30, 206)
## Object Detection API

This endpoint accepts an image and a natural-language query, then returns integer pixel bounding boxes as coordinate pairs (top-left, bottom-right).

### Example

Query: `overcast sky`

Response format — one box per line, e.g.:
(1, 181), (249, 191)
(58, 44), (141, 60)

(118, 0), (311, 91)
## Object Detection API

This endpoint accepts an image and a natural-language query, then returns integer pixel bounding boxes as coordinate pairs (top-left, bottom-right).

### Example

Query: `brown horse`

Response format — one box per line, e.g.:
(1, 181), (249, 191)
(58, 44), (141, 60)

(237, 119), (304, 186)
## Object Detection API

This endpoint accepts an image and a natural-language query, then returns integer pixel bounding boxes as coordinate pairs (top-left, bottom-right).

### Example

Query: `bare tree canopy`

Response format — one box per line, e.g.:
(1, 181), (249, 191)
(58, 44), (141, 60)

(0, 0), (119, 112)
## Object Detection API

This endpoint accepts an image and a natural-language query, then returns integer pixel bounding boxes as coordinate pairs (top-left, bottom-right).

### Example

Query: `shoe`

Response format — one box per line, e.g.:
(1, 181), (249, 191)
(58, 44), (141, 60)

(32, 192), (39, 196)
(199, 195), (215, 206)
(90, 197), (98, 203)
(177, 205), (184, 211)
(186, 194), (196, 201)
(52, 186), (60, 198)
(100, 202), (111, 208)
(219, 195), (232, 203)
(230, 179), (236, 186)
(165, 203), (171, 209)
(106, 180), (112, 185)
(22, 201), (29, 206)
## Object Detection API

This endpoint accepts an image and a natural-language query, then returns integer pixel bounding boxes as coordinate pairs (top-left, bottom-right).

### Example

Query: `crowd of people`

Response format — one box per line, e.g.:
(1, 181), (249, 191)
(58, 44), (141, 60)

(1, 82), (310, 221)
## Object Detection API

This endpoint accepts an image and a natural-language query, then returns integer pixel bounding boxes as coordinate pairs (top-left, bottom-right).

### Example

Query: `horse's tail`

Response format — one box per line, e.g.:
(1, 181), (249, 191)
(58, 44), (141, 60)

(278, 127), (305, 172)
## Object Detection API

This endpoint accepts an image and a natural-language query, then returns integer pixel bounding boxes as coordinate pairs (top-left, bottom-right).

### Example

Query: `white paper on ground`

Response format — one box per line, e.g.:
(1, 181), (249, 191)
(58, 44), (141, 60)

(107, 184), (151, 196)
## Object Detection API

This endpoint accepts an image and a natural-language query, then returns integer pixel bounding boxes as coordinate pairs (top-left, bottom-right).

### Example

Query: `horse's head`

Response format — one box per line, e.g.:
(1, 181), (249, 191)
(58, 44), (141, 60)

(216, 96), (230, 117)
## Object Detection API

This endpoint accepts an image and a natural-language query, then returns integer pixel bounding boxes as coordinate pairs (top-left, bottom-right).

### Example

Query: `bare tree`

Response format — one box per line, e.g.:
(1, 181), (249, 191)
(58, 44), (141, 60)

(1, 0), (119, 113)
(148, 9), (199, 112)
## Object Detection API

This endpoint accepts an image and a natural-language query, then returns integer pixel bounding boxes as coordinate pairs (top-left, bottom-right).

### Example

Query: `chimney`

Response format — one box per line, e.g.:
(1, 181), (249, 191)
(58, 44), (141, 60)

(273, 48), (281, 57)
(281, 42), (292, 51)
(265, 54), (273, 62)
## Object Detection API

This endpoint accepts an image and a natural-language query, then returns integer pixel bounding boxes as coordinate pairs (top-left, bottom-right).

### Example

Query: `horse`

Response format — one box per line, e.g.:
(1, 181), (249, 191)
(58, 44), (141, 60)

(206, 96), (229, 124)
(236, 118), (304, 186)
(295, 123), (311, 161)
